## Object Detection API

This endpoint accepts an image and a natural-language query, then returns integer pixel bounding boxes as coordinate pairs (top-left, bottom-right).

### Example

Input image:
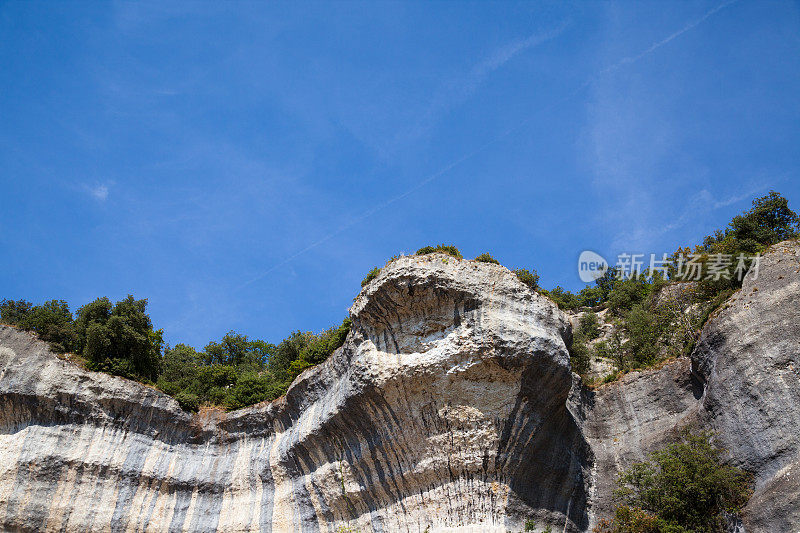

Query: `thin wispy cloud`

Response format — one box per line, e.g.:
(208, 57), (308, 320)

(242, 0), (744, 287)
(403, 22), (570, 144)
(86, 183), (110, 202)
(588, 0), (742, 252)
(600, 0), (739, 76)
(622, 184), (769, 247)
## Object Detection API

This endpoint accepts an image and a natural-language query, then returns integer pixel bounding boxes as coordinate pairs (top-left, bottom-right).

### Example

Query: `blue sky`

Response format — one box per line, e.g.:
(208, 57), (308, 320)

(1, 1), (798, 349)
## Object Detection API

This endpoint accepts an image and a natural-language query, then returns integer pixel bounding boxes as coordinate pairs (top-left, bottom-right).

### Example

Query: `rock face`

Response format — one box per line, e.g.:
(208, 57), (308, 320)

(693, 241), (800, 531)
(1, 243), (799, 532)
(0, 254), (584, 532)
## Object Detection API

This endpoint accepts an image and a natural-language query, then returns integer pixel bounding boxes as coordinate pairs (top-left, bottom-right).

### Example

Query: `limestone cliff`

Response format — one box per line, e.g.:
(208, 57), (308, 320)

(1, 243), (799, 532)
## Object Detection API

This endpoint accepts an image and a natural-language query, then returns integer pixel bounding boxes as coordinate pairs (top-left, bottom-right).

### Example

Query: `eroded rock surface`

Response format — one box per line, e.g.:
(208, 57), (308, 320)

(578, 240), (800, 531)
(1, 242), (799, 532)
(0, 254), (585, 532)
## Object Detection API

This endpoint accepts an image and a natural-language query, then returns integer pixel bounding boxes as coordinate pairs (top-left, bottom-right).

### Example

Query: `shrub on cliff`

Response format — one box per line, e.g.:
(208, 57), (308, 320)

(569, 311), (601, 376)
(361, 267), (381, 287)
(158, 344), (202, 396)
(203, 331), (271, 368)
(607, 276), (653, 315)
(225, 371), (282, 410)
(541, 285), (579, 310)
(301, 317), (351, 365)
(1, 298), (80, 353)
(22, 300), (80, 353)
(415, 244), (462, 259)
(175, 391), (200, 412)
(474, 252), (500, 264)
(599, 429), (751, 532)
(725, 190), (799, 252)
(569, 340), (591, 375)
(579, 312), (601, 340)
(513, 268), (540, 291)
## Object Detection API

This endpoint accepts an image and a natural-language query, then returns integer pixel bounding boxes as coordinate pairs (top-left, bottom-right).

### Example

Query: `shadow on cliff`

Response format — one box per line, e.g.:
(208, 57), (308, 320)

(495, 356), (592, 531)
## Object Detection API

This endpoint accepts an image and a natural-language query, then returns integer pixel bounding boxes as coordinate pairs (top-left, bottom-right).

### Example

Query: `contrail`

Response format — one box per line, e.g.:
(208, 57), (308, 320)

(239, 0), (737, 289)
(600, 0), (739, 76)
(237, 144), (490, 290)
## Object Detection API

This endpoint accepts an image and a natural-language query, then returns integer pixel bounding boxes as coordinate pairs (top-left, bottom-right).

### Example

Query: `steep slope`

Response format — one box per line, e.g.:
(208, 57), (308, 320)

(0, 254), (586, 532)
(693, 240), (800, 530)
(579, 239), (800, 531)
(1, 242), (798, 532)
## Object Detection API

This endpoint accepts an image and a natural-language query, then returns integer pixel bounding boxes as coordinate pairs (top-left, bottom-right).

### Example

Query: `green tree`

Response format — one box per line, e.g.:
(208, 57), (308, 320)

(607, 276), (652, 315)
(158, 344), (202, 396)
(542, 286), (579, 310)
(609, 429), (751, 532)
(579, 311), (601, 340)
(204, 331), (250, 366)
(727, 190), (799, 251)
(0, 299), (33, 325)
(174, 391), (200, 412)
(18, 300), (80, 353)
(78, 295), (163, 382)
(569, 340), (591, 375)
(621, 304), (664, 368)
(225, 371), (281, 410)
(268, 330), (314, 382)
(578, 285), (604, 307)
(301, 317), (351, 365)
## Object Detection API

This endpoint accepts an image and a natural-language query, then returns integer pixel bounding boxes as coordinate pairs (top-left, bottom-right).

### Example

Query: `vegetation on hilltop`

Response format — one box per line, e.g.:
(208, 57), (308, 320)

(0, 295), (350, 412)
(474, 252), (500, 264)
(513, 268), (540, 290)
(416, 244), (463, 258)
(565, 191), (799, 382)
(361, 266), (381, 287)
(2, 192), (797, 409)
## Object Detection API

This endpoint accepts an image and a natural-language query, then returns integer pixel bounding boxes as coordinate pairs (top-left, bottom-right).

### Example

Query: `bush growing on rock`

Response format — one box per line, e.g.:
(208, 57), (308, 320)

(513, 268), (540, 291)
(541, 285), (579, 310)
(600, 428), (751, 532)
(225, 371), (282, 410)
(301, 317), (351, 365)
(415, 244), (462, 259)
(607, 276), (653, 316)
(175, 391), (200, 412)
(577, 285), (604, 307)
(474, 252), (500, 264)
(569, 311), (602, 376)
(0, 298), (80, 353)
(1, 291), (351, 411)
(361, 267), (381, 287)
(579, 312), (601, 340)
(569, 340), (591, 376)
(726, 190), (799, 251)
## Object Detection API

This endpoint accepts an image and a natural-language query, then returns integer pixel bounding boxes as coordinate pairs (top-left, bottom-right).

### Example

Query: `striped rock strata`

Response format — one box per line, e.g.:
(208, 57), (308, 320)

(0, 254), (586, 532)
(3, 241), (799, 532)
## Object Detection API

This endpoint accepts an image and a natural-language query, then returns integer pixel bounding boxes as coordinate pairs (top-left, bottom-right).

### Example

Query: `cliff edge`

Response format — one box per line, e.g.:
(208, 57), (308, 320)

(1, 242), (799, 532)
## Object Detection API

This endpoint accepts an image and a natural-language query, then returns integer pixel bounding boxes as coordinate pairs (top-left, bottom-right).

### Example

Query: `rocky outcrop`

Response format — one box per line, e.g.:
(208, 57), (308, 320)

(0, 254), (585, 532)
(1, 242), (799, 532)
(578, 240), (800, 531)
(692, 240), (800, 531)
